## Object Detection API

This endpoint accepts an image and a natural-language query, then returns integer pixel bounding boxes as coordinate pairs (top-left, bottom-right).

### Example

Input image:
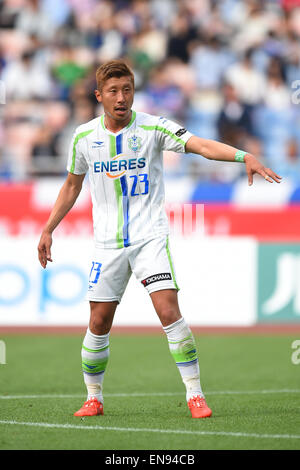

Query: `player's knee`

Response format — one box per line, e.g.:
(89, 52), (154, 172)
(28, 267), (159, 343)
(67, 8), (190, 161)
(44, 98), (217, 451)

(89, 302), (117, 335)
(89, 303), (115, 335)
(89, 315), (111, 335)
(158, 307), (181, 327)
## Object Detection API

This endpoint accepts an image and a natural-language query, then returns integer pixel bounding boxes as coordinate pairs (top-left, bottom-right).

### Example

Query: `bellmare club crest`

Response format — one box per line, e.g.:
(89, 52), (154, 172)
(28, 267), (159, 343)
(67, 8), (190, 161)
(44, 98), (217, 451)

(128, 135), (142, 152)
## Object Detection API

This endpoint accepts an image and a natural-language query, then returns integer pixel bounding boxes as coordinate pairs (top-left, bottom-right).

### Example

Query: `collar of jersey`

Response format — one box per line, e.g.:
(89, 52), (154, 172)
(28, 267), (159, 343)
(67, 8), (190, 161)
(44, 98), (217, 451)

(100, 110), (136, 135)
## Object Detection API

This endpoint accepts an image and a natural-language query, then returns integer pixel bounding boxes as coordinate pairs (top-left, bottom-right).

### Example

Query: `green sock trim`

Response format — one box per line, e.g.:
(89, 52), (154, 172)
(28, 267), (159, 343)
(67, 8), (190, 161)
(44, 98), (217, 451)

(82, 344), (109, 353)
(82, 357), (108, 374)
(172, 349), (198, 364)
(168, 333), (193, 345)
(170, 338), (198, 364)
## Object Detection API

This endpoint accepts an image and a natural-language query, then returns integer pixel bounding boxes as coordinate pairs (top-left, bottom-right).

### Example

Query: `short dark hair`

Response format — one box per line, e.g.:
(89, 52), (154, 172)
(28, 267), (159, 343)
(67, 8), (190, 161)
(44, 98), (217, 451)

(96, 60), (135, 91)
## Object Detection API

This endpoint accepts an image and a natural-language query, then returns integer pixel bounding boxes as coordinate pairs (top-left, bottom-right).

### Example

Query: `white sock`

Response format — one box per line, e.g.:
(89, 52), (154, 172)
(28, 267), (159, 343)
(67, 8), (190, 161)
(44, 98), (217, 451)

(163, 317), (204, 401)
(81, 328), (110, 403)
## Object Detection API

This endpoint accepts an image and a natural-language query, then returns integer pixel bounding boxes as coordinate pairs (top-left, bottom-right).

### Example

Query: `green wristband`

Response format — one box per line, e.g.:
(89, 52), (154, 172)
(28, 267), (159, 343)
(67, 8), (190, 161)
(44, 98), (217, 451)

(234, 150), (247, 162)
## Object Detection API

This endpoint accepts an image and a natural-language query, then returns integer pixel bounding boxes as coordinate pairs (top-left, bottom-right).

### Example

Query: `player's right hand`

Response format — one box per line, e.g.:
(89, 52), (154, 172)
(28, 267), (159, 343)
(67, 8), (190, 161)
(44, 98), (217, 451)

(38, 231), (53, 269)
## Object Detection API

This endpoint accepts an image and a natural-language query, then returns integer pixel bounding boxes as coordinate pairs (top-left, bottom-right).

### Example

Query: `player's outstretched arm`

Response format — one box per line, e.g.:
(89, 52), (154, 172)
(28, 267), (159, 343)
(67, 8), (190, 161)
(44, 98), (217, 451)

(37, 172), (85, 268)
(185, 136), (282, 186)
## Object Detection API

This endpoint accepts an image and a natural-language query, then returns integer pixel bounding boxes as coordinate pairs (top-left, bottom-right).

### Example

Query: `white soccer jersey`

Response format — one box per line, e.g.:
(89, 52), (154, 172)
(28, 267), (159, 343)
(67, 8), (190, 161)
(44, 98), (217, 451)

(67, 111), (193, 248)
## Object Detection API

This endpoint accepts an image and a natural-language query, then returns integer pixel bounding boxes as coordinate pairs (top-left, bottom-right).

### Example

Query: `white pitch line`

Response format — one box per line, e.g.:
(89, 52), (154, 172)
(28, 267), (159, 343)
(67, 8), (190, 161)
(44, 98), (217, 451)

(0, 420), (299, 440)
(207, 389), (300, 395)
(0, 389), (299, 400)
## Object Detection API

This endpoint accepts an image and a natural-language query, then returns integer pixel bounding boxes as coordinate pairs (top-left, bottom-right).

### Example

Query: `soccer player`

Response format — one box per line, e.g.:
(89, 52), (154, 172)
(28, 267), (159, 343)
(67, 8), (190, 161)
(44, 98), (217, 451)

(37, 60), (281, 419)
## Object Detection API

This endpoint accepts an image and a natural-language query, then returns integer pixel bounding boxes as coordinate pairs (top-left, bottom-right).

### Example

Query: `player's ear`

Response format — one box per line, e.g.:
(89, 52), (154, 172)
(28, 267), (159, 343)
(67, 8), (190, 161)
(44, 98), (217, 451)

(95, 89), (102, 103)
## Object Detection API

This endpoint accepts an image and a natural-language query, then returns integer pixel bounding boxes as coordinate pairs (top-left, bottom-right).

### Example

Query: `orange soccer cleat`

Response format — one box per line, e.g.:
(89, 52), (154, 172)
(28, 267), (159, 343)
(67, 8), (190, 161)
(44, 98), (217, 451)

(74, 397), (104, 417)
(188, 396), (212, 418)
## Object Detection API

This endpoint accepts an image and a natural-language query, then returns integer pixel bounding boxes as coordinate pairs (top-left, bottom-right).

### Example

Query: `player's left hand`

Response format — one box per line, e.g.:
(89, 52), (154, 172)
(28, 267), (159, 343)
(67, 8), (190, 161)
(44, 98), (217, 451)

(38, 230), (53, 269)
(244, 154), (282, 186)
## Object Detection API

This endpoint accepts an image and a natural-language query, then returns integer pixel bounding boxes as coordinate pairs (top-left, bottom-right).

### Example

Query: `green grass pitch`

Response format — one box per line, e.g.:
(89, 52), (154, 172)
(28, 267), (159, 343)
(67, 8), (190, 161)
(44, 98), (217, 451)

(0, 333), (299, 450)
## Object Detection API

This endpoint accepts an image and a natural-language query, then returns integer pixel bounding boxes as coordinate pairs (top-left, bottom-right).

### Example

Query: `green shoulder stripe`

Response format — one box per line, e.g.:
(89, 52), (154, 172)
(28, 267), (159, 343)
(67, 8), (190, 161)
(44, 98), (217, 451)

(139, 124), (186, 147)
(70, 129), (94, 173)
(100, 115), (105, 131)
(126, 110), (136, 128)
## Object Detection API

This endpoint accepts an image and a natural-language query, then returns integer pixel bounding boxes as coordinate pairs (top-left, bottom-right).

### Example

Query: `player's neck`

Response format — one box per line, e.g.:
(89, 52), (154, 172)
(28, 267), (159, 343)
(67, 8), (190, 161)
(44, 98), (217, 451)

(103, 111), (132, 133)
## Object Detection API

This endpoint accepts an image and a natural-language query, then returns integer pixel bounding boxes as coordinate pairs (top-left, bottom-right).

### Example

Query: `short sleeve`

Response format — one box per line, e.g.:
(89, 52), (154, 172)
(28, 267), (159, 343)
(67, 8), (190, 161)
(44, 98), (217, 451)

(66, 129), (89, 175)
(155, 117), (193, 153)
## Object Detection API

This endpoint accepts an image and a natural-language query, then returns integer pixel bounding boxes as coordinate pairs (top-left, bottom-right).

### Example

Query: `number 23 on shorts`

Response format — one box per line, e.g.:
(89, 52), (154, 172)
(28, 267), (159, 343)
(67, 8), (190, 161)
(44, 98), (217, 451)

(89, 262), (102, 284)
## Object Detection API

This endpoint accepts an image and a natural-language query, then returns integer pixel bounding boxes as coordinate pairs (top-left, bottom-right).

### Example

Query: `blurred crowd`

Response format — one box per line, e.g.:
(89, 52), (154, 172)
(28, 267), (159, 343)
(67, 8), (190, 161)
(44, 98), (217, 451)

(1, 0), (300, 182)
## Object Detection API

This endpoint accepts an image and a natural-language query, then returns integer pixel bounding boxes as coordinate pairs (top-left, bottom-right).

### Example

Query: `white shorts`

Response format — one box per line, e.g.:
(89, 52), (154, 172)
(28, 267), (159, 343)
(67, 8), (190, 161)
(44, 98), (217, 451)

(86, 236), (179, 303)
